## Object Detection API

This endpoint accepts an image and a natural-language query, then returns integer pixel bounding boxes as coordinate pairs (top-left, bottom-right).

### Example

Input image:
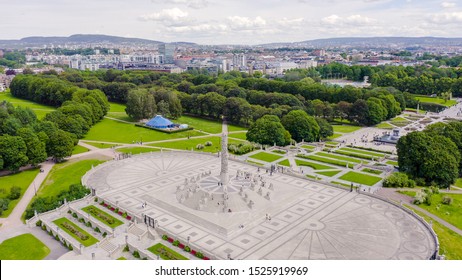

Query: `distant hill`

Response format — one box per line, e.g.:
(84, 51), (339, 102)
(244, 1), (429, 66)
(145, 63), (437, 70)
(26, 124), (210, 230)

(260, 37), (462, 49)
(0, 34), (196, 48)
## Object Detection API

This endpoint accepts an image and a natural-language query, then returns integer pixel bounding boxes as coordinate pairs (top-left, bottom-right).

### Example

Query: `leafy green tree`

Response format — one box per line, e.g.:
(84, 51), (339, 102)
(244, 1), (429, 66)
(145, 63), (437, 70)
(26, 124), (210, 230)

(17, 127), (47, 166)
(315, 117), (333, 139)
(157, 100), (170, 117)
(0, 135), (28, 171)
(246, 115), (291, 146)
(125, 89), (156, 121)
(47, 130), (75, 161)
(281, 110), (320, 142)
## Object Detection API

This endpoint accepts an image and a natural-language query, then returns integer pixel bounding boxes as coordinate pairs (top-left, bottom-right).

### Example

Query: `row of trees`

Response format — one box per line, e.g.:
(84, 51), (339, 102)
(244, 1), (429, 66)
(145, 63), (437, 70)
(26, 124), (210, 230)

(397, 121), (462, 188)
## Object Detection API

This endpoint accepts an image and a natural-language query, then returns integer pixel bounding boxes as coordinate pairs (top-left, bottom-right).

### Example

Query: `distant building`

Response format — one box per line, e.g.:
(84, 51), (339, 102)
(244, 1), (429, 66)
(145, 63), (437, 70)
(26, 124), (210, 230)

(159, 44), (175, 64)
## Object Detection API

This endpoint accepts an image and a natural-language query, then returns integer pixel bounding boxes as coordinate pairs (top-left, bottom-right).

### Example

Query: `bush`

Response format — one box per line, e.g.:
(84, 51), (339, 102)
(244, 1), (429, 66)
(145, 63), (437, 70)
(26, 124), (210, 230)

(36, 220), (42, 227)
(102, 232), (107, 238)
(195, 252), (204, 258)
(78, 218), (84, 223)
(72, 213), (78, 218)
(67, 210), (72, 214)
(184, 246), (191, 252)
(204, 141), (212, 146)
(86, 221), (92, 227)
(382, 172), (416, 188)
(94, 227), (101, 233)
(94, 197), (98, 203)
(8, 186), (21, 200)
(442, 196), (453, 205)
(172, 240), (179, 246)
(55, 234), (60, 241)
(133, 251), (140, 259)
(123, 245), (129, 252)
(162, 235), (168, 241)
(196, 144), (204, 150)
(68, 244), (73, 250)
(0, 198), (10, 213)
(228, 143), (256, 155)
(41, 224), (47, 231)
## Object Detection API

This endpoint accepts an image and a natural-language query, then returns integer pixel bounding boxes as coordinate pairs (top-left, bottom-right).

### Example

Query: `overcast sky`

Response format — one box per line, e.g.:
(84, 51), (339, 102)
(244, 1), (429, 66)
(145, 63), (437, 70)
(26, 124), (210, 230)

(1, 0), (462, 44)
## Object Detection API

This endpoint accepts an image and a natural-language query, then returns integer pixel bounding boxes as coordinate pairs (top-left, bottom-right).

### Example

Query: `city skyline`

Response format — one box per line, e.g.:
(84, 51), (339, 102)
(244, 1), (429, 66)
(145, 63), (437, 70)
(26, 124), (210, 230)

(1, 0), (462, 45)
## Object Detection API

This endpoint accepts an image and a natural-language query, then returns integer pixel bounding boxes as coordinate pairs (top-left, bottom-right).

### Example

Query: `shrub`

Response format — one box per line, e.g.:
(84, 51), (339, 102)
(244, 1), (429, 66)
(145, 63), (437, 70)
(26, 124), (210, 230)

(142, 257), (148, 260)
(162, 235), (168, 241)
(68, 244), (73, 250)
(41, 224), (47, 231)
(72, 213), (78, 218)
(184, 246), (191, 252)
(196, 144), (204, 150)
(133, 251), (140, 259)
(67, 210), (72, 214)
(0, 198), (10, 213)
(413, 191), (425, 205)
(55, 234), (60, 241)
(36, 220), (42, 227)
(123, 245), (129, 252)
(172, 240), (179, 246)
(94, 197), (98, 203)
(86, 221), (92, 227)
(102, 232), (107, 238)
(8, 186), (21, 200)
(204, 141), (212, 146)
(195, 252), (204, 259)
(382, 172), (415, 188)
(228, 143), (256, 155)
(78, 218), (85, 223)
(442, 196), (453, 205)
(94, 227), (101, 233)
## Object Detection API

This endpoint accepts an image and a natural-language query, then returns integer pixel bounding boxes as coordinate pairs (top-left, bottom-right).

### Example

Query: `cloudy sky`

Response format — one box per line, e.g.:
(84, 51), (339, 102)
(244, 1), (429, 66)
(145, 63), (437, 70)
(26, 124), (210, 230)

(1, 0), (462, 44)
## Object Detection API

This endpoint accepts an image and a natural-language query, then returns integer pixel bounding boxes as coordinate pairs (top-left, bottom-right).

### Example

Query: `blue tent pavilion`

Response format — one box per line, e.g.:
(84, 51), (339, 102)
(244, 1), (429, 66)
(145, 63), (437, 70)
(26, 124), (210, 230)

(146, 115), (174, 129)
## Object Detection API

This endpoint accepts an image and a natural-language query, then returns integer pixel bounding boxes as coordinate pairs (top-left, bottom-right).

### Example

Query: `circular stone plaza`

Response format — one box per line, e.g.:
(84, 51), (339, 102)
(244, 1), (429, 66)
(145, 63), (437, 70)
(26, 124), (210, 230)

(82, 144), (438, 260)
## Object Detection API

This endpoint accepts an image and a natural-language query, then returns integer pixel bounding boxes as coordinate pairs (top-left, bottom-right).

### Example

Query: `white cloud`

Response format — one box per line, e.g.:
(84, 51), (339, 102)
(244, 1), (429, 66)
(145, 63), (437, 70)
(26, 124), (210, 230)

(441, 2), (456, 8)
(139, 8), (189, 25)
(227, 16), (266, 30)
(321, 14), (374, 25)
(151, 0), (209, 9)
(429, 12), (462, 24)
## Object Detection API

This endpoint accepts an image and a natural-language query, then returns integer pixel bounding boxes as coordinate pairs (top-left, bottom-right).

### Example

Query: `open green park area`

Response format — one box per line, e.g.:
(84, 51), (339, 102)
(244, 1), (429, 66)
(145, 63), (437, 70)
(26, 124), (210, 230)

(82, 205), (124, 228)
(315, 170), (341, 177)
(332, 124), (362, 133)
(0, 233), (50, 260)
(53, 217), (99, 247)
(414, 96), (457, 107)
(116, 146), (160, 154)
(83, 118), (205, 143)
(150, 136), (221, 152)
(375, 122), (395, 129)
(294, 159), (332, 170)
(249, 152), (283, 163)
(72, 145), (90, 155)
(277, 159), (291, 167)
(339, 171), (382, 186)
(147, 243), (188, 260)
(0, 169), (39, 217)
(0, 91), (55, 119)
(229, 132), (248, 140)
(37, 159), (105, 198)
(328, 133), (343, 139)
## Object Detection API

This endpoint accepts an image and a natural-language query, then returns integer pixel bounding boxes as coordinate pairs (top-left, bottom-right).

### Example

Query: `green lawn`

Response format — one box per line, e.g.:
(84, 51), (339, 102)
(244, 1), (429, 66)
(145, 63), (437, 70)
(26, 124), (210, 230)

(229, 132), (247, 140)
(391, 116), (408, 122)
(414, 96), (457, 107)
(339, 147), (386, 157)
(334, 150), (376, 161)
(339, 171), (382, 186)
(0, 233), (50, 260)
(415, 193), (462, 231)
(407, 207), (462, 260)
(249, 152), (283, 163)
(301, 145), (316, 150)
(0, 169), (40, 218)
(228, 123), (248, 132)
(327, 133), (343, 139)
(301, 155), (355, 168)
(453, 178), (462, 188)
(116, 147), (160, 154)
(277, 159), (291, 167)
(108, 102), (127, 113)
(0, 92), (56, 119)
(247, 160), (264, 166)
(53, 217), (98, 247)
(84, 118), (205, 143)
(175, 116), (222, 134)
(332, 125), (362, 133)
(376, 122), (395, 129)
(386, 160), (399, 167)
(72, 145), (90, 155)
(82, 205), (124, 228)
(147, 243), (188, 260)
(405, 108), (427, 114)
(37, 159), (105, 198)
(150, 136), (222, 153)
(117, 257), (127, 260)
(316, 152), (366, 164)
(294, 159), (332, 170)
(315, 170), (341, 177)
(362, 168), (383, 175)
(331, 181), (352, 188)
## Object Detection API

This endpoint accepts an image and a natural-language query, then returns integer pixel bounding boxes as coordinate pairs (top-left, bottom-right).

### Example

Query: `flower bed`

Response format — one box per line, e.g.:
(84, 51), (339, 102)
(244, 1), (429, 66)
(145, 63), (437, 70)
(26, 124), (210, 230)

(53, 217), (98, 247)
(99, 201), (133, 221)
(82, 205), (124, 228)
(161, 234), (210, 260)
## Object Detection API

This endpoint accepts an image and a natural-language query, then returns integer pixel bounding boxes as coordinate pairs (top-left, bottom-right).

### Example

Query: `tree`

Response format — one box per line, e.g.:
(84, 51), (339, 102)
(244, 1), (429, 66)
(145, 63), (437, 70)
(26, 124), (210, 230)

(366, 97), (387, 125)
(246, 115), (291, 146)
(0, 135), (28, 171)
(17, 127), (47, 166)
(397, 131), (460, 187)
(125, 89), (156, 121)
(157, 100), (170, 117)
(349, 99), (369, 124)
(281, 110), (320, 142)
(315, 117), (333, 139)
(47, 130), (75, 161)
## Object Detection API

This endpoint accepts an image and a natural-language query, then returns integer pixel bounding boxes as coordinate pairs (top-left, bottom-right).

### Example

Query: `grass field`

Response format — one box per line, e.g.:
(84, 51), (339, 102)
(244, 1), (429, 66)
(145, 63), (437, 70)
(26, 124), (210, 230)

(406, 207), (462, 260)
(0, 233), (50, 260)
(150, 136), (222, 153)
(277, 159), (291, 167)
(82, 205), (124, 229)
(339, 171), (382, 186)
(229, 132), (247, 140)
(72, 145), (90, 155)
(315, 170), (341, 177)
(37, 159), (105, 198)
(362, 168), (383, 175)
(247, 160), (264, 166)
(116, 147), (160, 154)
(316, 152), (366, 164)
(414, 96), (457, 107)
(53, 217), (98, 247)
(0, 92), (55, 119)
(332, 125), (362, 133)
(294, 159), (332, 170)
(414, 193), (462, 231)
(386, 160), (399, 167)
(0, 169), (40, 218)
(249, 152), (283, 162)
(454, 178), (462, 188)
(375, 122), (395, 129)
(147, 243), (188, 260)
(84, 118), (205, 143)
(228, 123), (247, 132)
(339, 147), (386, 157)
(175, 115), (225, 134)
(301, 145), (316, 150)
(327, 133), (343, 139)
(301, 155), (355, 168)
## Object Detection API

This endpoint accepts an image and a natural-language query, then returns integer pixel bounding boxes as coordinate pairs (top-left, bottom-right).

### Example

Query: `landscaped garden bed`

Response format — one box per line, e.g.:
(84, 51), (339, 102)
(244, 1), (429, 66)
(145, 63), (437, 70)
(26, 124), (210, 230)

(82, 205), (124, 228)
(53, 217), (98, 247)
